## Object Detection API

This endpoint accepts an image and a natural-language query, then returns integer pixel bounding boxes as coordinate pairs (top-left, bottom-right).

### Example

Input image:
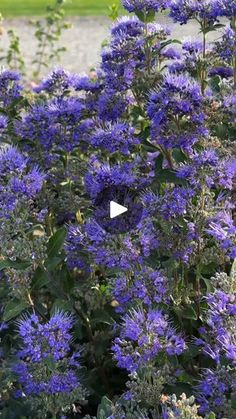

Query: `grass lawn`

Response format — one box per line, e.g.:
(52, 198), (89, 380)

(0, 0), (122, 17)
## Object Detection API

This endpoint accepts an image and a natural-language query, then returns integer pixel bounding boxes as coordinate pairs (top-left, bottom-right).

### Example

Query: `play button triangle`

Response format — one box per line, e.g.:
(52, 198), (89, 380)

(110, 201), (128, 219)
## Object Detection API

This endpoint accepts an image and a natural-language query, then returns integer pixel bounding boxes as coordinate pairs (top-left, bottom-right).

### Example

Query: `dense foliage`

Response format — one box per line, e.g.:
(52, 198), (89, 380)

(0, 0), (236, 418)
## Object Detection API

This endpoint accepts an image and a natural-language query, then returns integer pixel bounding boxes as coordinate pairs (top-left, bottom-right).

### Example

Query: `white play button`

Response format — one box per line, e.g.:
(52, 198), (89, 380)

(110, 201), (128, 219)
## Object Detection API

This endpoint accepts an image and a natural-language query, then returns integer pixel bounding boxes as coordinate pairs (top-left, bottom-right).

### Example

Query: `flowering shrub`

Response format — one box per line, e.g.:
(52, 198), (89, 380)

(0, 0), (236, 418)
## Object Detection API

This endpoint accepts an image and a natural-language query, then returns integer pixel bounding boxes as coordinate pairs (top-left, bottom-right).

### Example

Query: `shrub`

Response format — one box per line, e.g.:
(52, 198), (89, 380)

(0, 0), (235, 417)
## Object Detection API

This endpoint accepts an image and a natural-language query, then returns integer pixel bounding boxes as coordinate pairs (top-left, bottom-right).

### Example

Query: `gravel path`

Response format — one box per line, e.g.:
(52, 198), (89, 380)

(0, 16), (223, 78)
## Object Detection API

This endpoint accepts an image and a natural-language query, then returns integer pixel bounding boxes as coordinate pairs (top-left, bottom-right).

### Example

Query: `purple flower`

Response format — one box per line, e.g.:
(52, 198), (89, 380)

(122, 0), (167, 13)
(97, 89), (130, 121)
(111, 16), (145, 38)
(206, 211), (236, 259)
(214, 0), (236, 18)
(182, 39), (203, 54)
(111, 267), (169, 312)
(196, 367), (235, 416)
(0, 69), (22, 107)
(169, 0), (219, 24)
(159, 186), (195, 220)
(113, 307), (186, 372)
(148, 73), (205, 150)
(88, 121), (139, 154)
(84, 162), (137, 200)
(0, 146), (44, 218)
(224, 94), (236, 117)
(16, 96), (88, 160)
(213, 26), (236, 63)
(197, 289), (236, 364)
(162, 47), (181, 60)
(209, 66), (234, 79)
(34, 68), (78, 95)
(177, 149), (219, 188)
(65, 215), (158, 271)
(74, 71), (104, 93)
(17, 312), (74, 362)
(0, 115), (8, 130)
(14, 313), (85, 399)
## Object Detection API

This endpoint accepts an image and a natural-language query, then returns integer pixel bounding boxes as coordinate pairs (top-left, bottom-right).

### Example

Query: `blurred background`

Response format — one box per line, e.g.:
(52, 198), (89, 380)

(0, 0), (217, 80)
(0, 0), (120, 16)
(0, 0), (123, 78)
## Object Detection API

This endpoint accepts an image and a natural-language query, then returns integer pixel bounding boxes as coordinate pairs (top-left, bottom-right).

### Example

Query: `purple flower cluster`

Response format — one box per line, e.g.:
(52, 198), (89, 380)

(97, 89), (130, 121)
(0, 115), (8, 130)
(196, 367), (236, 417)
(168, 39), (204, 75)
(206, 211), (236, 258)
(34, 68), (78, 95)
(74, 71), (104, 93)
(102, 17), (145, 91)
(113, 307), (186, 372)
(215, 0), (236, 18)
(0, 69), (22, 107)
(66, 216), (159, 271)
(148, 73), (206, 150)
(84, 161), (138, 200)
(2, 0), (235, 416)
(122, 0), (167, 13)
(102, 17), (172, 92)
(158, 186), (195, 220)
(196, 290), (236, 364)
(224, 94), (236, 120)
(87, 121), (139, 155)
(169, 0), (219, 24)
(213, 26), (236, 64)
(16, 96), (88, 161)
(177, 150), (236, 190)
(14, 312), (83, 396)
(0, 146), (44, 218)
(111, 267), (169, 312)
(209, 66), (234, 79)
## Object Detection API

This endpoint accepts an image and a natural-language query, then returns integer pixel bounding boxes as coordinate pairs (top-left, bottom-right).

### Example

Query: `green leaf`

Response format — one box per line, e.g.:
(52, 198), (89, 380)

(47, 227), (66, 258)
(145, 9), (156, 22)
(91, 310), (114, 326)
(44, 355), (56, 372)
(153, 169), (187, 185)
(208, 75), (221, 93)
(50, 299), (73, 314)
(181, 306), (198, 320)
(230, 259), (236, 279)
(135, 9), (155, 23)
(61, 264), (74, 293)
(46, 255), (64, 271)
(31, 267), (50, 290)
(202, 276), (214, 293)
(3, 300), (29, 322)
(172, 148), (187, 164)
(97, 396), (113, 419)
(166, 382), (192, 398)
(0, 259), (31, 271)
(160, 39), (182, 49)
(154, 153), (164, 172)
(208, 413), (216, 419)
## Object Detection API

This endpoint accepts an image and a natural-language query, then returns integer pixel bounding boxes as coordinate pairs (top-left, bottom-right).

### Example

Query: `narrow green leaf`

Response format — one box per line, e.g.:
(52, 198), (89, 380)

(97, 396), (113, 418)
(0, 259), (31, 271)
(47, 227), (66, 258)
(91, 310), (114, 326)
(31, 267), (50, 290)
(181, 306), (198, 320)
(153, 169), (187, 185)
(50, 299), (73, 314)
(3, 300), (29, 322)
